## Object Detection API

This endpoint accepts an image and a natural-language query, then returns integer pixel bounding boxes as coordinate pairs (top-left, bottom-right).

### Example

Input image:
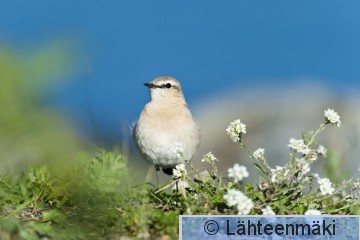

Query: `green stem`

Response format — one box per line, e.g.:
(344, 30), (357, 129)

(241, 141), (270, 175)
(307, 122), (326, 146)
(328, 202), (359, 214)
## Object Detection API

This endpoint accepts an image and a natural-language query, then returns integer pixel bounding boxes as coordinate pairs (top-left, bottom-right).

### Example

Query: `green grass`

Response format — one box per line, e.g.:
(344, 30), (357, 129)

(0, 141), (359, 239)
(0, 150), (182, 239)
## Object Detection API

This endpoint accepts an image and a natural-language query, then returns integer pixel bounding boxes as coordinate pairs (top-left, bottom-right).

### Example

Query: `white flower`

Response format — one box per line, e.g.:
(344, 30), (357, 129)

(296, 158), (311, 176)
(304, 209), (322, 215)
(253, 148), (265, 160)
(172, 164), (187, 178)
(226, 119), (246, 142)
(236, 195), (254, 215)
(317, 145), (327, 157)
(223, 189), (253, 215)
(317, 177), (335, 195)
(288, 138), (310, 155)
(223, 189), (244, 207)
(305, 150), (318, 162)
(170, 142), (184, 159)
(271, 166), (290, 183)
(227, 164), (249, 183)
(201, 152), (218, 163)
(261, 206), (276, 215)
(324, 108), (341, 127)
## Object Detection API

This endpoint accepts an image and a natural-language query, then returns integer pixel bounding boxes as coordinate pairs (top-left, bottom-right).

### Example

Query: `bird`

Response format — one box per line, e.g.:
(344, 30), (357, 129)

(133, 76), (200, 186)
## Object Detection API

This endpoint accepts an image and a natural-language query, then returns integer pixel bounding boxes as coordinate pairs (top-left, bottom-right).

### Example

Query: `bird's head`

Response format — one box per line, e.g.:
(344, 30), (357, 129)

(144, 76), (186, 105)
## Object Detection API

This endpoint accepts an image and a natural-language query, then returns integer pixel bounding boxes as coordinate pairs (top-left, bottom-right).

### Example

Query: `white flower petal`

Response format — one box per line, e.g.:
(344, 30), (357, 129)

(324, 109), (341, 127)
(227, 164), (249, 183)
(226, 119), (247, 142)
(261, 206), (276, 215)
(253, 148), (265, 160)
(305, 209), (322, 215)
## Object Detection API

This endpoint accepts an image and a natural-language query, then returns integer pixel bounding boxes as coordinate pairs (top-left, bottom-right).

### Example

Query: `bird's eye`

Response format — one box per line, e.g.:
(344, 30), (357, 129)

(165, 83), (172, 88)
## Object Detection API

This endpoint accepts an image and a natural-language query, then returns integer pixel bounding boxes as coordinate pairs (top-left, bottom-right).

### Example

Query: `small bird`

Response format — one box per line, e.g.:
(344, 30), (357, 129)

(133, 76), (200, 185)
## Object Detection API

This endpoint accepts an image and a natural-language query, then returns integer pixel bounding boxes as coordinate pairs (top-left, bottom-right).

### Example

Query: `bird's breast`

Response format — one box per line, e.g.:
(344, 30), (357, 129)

(135, 103), (200, 162)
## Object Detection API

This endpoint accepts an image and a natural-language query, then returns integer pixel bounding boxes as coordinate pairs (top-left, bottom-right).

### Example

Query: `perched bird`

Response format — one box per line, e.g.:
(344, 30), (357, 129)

(133, 76), (200, 185)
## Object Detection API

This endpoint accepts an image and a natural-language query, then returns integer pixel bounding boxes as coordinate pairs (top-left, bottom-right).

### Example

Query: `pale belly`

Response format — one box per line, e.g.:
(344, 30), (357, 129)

(134, 111), (199, 168)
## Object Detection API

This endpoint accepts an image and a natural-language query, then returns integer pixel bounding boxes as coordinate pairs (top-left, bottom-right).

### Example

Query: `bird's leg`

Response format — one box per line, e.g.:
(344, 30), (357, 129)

(155, 165), (160, 188)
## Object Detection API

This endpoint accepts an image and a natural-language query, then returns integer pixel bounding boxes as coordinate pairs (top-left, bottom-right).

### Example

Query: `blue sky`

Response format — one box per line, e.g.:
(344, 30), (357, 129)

(1, 1), (360, 143)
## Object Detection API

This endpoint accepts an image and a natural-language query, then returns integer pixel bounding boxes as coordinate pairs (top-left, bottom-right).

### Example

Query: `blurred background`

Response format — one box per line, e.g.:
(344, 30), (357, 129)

(1, 1), (359, 181)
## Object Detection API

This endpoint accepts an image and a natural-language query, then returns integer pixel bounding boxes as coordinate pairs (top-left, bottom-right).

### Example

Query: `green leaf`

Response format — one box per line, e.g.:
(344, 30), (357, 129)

(308, 203), (320, 209)
(253, 163), (267, 174)
(41, 209), (66, 225)
(302, 131), (311, 145)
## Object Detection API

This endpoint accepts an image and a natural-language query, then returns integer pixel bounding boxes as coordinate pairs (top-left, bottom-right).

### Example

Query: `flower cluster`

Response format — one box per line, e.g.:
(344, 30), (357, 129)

(227, 164), (249, 183)
(317, 145), (327, 157)
(172, 164), (187, 178)
(324, 109), (341, 127)
(296, 158), (311, 176)
(201, 152), (218, 163)
(304, 150), (318, 162)
(223, 189), (253, 215)
(270, 166), (290, 183)
(261, 206), (276, 215)
(253, 148), (265, 160)
(170, 142), (184, 160)
(316, 176), (335, 195)
(226, 119), (246, 142)
(288, 138), (310, 154)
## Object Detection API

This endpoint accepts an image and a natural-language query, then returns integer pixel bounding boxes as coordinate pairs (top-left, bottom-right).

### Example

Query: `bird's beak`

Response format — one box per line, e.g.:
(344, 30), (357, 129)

(144, 82), (154, 88)
(144, 82), (160, 89)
